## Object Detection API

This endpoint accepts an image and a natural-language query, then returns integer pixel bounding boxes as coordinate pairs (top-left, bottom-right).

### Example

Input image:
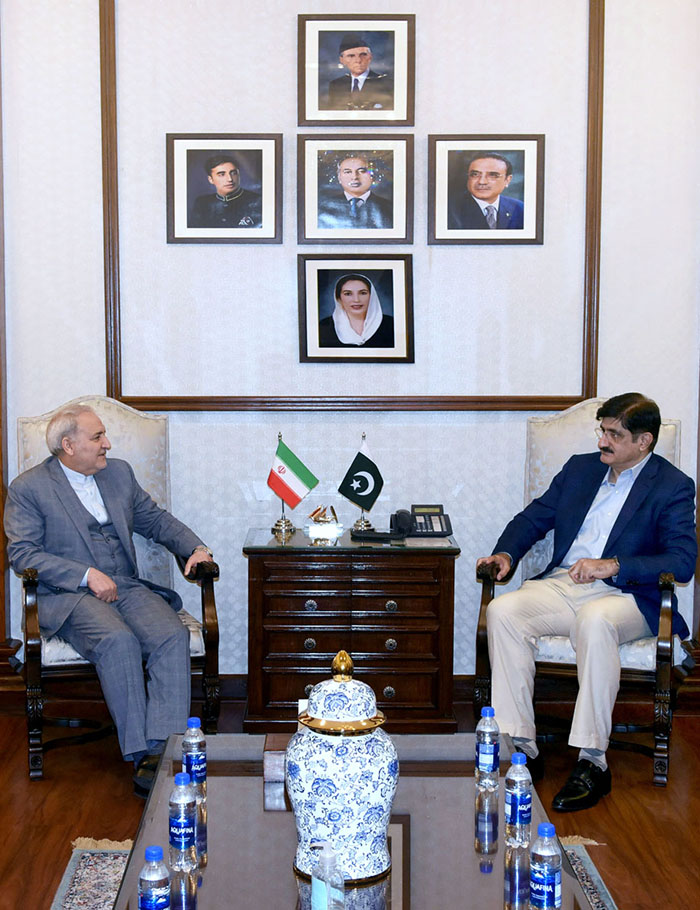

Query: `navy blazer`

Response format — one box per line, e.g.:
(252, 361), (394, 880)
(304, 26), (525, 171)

(493, 452), (697, 637)
(448, 192), (524, 230)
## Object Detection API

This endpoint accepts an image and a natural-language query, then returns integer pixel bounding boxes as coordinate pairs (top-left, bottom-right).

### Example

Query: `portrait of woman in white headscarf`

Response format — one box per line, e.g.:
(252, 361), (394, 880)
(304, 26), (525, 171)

(319, 273), (395, 348)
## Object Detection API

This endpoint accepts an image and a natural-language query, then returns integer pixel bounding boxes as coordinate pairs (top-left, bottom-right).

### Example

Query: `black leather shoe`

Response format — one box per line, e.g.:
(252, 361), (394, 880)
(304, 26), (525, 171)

(514, 748), (545, 782)
(132, 753), (161, 797)
(551, 759), (611, 812)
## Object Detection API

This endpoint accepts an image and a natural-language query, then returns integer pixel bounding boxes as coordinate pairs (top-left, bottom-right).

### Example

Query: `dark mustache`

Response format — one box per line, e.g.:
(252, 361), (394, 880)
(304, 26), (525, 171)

(599, 446), (613, 454)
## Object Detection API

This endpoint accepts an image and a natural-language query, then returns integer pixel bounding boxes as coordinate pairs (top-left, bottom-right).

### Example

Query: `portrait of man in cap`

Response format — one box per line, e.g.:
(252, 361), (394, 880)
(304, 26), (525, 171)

(324, 32), (394, 111)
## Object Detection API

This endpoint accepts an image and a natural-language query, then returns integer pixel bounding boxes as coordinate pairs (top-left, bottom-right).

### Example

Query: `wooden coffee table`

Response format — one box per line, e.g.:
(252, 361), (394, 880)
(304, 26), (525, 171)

(114, 733), (594, 908)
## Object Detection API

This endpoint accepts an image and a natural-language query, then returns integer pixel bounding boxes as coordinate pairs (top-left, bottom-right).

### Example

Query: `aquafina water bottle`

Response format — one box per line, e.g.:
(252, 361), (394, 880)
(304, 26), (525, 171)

(475, 706), (500, 790)
(530, 822), (562, 909)
(504, 751), (532, 847)
(182, 717), (207, 867)
(137, 844), (170, 909)
(182, 717), (207, 799)
(168, 772), (197, 873)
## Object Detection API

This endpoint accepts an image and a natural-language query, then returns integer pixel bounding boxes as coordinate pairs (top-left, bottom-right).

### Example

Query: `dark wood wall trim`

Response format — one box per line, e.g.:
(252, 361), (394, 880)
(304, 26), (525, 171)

(100, 0), (122, 400)
(100, 0), (605, 413)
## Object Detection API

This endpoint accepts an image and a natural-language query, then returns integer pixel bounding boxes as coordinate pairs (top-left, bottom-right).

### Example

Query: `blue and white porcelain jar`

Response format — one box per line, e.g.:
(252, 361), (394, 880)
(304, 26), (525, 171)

(285, 651), (400, 883)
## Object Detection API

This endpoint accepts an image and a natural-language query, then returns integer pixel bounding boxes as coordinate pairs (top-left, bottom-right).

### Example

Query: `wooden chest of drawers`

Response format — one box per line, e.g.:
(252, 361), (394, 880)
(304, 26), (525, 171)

(242, 529), (460, 732)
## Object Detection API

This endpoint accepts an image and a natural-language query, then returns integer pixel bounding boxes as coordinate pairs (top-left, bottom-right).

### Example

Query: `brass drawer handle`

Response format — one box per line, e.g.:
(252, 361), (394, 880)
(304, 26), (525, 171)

(385, 638), (398, 651)
(385, 600), (398, 613)
(304, 684), (314, 697)
(383, 686), (396, 699)
(304, 599), (318, 611)
(303, 638), (317, 651)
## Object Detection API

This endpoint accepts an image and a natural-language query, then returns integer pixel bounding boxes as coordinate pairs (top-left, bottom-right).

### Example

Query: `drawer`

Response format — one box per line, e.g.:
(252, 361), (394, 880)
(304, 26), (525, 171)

(352, 557), (443, 587)
(355, 670), (439, 710)
(259, 556), (351, 585)
(263, 594), (351, 616)
(350, 594), (440, 618)
(261, 668), (439, 711)
(350, 628), (439, 658)
(264, 628), (352, 657)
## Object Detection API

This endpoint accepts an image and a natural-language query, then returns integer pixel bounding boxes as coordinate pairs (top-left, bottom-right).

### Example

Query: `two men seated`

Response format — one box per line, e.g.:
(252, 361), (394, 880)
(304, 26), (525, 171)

(4, 393), (696, 812)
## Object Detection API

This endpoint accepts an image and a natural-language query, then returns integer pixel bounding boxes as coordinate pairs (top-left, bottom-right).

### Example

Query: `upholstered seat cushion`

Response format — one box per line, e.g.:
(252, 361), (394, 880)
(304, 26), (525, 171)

(534, 634), (684, 670)
(40, 609), (205, 665)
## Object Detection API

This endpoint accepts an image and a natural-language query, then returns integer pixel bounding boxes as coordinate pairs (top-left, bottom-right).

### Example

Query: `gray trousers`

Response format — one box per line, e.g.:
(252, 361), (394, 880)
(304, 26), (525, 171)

(486, 568), (651, 752)
(57, 577), (190, 759)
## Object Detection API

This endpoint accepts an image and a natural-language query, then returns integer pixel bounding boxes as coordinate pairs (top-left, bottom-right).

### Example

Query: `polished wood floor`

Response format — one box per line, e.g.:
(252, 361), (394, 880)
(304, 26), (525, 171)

(1, 703), (698, 909)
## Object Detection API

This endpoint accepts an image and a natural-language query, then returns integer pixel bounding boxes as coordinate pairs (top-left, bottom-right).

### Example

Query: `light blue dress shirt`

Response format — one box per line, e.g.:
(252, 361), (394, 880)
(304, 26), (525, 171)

(560, 452), (652, 567)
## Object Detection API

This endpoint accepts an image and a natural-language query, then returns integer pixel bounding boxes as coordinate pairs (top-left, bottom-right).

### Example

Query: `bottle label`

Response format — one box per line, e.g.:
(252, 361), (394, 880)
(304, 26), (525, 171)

(311, 877), (343, 910)
(505, 790), (532, 825)
(184, 751), (207, 784)
(139, 886), (170, 909)
(477, 741), (500, 773)
(530, 867), (562, 909)
(169, 815), (195, 850)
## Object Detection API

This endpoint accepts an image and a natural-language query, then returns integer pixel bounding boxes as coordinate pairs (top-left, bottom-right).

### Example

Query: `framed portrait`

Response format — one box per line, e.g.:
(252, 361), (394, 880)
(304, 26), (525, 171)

(428, 135), (545, 244)
(166, 133), (282, 243)
(298, 134), (413, 244)
(298, 14), (415, 127)
(298, 254), (414, 363)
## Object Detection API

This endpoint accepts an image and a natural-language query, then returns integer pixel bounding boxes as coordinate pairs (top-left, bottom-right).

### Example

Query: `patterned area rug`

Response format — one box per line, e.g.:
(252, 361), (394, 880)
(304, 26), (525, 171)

(51, 843), (618, 909)
(51, 844), (130, 910)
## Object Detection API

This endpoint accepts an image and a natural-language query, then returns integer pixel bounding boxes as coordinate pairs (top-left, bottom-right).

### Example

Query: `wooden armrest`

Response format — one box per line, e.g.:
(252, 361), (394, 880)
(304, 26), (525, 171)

(174, 556), (219, 678)
(656, 572), (675, 673)
(174, 554), (220, 583)
(22, 569), (42, 683)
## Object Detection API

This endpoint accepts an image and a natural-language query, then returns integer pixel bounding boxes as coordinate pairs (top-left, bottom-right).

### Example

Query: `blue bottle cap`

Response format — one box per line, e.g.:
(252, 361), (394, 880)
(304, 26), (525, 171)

(187, 717), (201, 728)
(144, 845), (163, 862)
(481, 706), (495, 717)
(511, 752), (527, 764)
(538, 822), (555, 837)
(174, 772), (191, 786)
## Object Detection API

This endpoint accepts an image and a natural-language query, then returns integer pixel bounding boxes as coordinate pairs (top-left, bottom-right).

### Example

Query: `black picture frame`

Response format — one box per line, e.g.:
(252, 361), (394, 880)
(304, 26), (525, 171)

(428, 134), (545, 244)
(298, 254), (414, 363)
(298, 134), (414, 244)
(166, 133), (282, 243)
(298, 14), (415, 127)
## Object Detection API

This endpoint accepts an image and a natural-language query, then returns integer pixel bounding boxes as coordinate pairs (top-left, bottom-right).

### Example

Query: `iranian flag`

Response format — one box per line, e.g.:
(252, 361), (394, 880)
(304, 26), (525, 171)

(267, 439), (319, 508)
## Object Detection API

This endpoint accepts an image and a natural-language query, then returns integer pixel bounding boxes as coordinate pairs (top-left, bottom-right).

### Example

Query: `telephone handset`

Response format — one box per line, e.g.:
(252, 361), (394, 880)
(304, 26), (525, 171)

(350, 504), (452, 541)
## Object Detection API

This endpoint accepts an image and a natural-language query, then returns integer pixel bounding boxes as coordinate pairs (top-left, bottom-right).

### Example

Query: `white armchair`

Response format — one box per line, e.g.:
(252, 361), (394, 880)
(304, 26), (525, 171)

(475, 398), (691, 786)
(15, 396), (220, 779)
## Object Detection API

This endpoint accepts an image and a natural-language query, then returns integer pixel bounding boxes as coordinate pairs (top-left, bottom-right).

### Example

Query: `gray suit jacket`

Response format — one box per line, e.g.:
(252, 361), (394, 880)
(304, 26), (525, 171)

(4, 456), (204, 636)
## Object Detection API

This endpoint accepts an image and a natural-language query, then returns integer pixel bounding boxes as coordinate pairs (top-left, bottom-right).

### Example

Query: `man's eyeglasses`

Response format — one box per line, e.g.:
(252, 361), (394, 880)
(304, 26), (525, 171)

(595, 426), (625, 442)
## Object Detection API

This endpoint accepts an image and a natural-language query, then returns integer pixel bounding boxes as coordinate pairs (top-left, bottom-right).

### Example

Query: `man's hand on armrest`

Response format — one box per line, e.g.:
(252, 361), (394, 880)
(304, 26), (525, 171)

(476, 553), (512, 581)
(87, 568), (118, 602)
(184, 546), (214, 579)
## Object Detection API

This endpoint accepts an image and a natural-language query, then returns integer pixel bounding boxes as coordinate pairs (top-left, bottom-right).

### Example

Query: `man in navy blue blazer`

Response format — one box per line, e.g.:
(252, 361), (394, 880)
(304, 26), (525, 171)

(448, 152), (524, 230)
(477, 393), (696, 811)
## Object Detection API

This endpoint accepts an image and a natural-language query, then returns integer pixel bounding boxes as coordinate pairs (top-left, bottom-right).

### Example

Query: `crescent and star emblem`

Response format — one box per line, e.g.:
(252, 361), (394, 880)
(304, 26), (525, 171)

(350, 471), (375, 495)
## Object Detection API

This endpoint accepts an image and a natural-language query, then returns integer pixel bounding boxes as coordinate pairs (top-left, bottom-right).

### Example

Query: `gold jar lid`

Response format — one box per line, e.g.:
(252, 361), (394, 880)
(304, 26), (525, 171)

(300, 651), (386, 735)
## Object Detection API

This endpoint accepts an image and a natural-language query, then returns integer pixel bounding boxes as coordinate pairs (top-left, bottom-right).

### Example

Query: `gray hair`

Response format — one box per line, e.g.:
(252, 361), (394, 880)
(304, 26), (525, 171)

(46, 404), (97, 455)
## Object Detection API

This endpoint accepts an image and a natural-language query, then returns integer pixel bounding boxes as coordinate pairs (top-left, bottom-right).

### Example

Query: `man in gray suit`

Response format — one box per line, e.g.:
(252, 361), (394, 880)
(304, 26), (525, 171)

(4, 404), (213, 794)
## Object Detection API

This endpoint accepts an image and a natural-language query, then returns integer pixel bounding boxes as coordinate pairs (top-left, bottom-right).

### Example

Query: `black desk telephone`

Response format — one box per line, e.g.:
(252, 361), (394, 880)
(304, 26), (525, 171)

(351, 504), (453, 541)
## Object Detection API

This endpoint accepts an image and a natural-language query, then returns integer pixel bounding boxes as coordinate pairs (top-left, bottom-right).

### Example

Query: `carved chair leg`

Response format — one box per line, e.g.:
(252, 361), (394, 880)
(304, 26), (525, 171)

(202, 673), (221, 735)
(473, 676), (492, 723)
(652, 687), (671, 787)
(26, 683), (45, 781)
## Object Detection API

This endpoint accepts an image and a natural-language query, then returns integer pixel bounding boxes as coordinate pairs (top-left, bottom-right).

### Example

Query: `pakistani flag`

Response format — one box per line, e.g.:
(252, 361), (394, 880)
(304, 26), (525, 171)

(338, 442), (384, 510)
(267, 440), (319, 509)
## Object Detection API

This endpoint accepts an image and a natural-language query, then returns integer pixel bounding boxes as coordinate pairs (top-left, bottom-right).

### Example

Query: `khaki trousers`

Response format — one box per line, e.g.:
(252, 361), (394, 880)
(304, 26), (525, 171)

(486, 568), (651, 752)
